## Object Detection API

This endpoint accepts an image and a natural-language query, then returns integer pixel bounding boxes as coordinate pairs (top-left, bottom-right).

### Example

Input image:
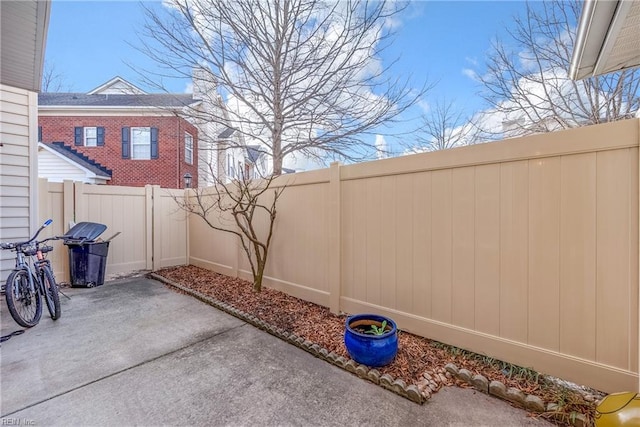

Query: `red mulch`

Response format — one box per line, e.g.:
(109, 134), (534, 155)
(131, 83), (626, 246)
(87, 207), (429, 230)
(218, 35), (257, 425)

(155, 265), (599, 426)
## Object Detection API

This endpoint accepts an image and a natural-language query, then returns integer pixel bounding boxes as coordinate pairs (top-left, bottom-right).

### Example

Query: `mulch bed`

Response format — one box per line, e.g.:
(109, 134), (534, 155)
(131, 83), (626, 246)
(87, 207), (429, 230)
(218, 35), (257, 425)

(155, 264), (600, 426)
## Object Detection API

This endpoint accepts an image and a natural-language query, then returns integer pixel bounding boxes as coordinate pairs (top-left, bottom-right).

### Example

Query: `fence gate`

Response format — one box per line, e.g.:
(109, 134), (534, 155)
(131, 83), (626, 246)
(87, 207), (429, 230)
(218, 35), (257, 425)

(38, 179), (188, 281)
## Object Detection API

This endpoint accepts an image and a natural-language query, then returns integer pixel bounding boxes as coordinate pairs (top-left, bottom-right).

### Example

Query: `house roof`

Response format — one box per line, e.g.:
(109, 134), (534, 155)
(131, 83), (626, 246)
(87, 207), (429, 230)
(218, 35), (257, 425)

(40, 76), (198, 109)
(39, 93), (198, 108)
(88, 76), (147, 95)
(246, 145), (263, 164)
(218, 127), (237, 139)
(570, 0), (640, 79)
(42, 142), (112, 179)
(0, 0), (50, 91)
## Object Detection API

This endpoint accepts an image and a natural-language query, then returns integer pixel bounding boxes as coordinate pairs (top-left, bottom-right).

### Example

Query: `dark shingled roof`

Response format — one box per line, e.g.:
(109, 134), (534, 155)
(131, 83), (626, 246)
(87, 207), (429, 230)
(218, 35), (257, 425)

(39, 93), (198, 108)
(218, 127), (236, 139)
(246, 145), (263, 164)
(45, 142), (112, 178)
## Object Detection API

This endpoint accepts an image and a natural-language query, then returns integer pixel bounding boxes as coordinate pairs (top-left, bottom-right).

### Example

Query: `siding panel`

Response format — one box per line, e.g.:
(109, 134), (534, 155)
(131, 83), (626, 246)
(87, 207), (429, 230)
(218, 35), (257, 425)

(38, 149), (89, 182)
(0, 84), (32, 281)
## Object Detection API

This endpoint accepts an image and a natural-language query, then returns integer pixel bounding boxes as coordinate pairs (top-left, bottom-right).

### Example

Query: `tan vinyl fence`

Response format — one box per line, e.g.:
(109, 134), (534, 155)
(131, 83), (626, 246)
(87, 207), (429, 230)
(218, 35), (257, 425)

(189, 119), (640, 394)
(38, 179), (188, 281)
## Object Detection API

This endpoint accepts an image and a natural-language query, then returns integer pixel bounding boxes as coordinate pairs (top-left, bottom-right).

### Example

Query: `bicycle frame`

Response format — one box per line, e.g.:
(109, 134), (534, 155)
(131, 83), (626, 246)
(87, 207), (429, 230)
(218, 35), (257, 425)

(1, 219), (63, 327)
(3, 219), (55, 296)
(12, 240), (56, 297)
(11, 247), (38, 297)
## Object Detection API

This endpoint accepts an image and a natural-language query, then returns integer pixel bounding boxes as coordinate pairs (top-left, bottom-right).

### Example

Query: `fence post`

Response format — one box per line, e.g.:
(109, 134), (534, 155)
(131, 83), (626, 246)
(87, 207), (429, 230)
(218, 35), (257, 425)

(329, 162), (342, 314)
(74, 181), (85, 221)
(63, 180), (74, 231)
(146, 185), (155, 270)
(38, 178), (48, 223)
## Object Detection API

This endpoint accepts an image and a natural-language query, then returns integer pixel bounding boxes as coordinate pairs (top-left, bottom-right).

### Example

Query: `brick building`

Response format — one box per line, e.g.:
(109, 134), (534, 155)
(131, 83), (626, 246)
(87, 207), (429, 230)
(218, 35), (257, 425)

(38, 77), (199, 188)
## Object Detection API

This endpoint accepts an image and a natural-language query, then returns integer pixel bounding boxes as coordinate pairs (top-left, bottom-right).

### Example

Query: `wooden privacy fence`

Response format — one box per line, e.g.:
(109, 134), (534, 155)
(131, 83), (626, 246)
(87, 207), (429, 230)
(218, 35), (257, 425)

(38, 179), (188, 281)
(189, 119), (640, 394)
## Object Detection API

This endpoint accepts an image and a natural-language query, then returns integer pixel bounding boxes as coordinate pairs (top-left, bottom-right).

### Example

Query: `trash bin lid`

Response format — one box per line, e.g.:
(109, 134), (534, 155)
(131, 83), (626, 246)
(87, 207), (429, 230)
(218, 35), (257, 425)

(64, 222), (107, 242)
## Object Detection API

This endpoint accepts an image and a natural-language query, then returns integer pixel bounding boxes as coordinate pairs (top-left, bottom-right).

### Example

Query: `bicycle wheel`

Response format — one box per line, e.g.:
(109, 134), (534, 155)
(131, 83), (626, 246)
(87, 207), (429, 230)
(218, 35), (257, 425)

(40, 265), (61, 320)
(5, 269), (42, 328)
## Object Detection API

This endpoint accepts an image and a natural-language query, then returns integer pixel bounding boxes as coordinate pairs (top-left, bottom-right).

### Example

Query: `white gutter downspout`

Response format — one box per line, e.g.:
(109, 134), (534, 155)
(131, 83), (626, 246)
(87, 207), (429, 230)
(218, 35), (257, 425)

(570, 0), (598, 80)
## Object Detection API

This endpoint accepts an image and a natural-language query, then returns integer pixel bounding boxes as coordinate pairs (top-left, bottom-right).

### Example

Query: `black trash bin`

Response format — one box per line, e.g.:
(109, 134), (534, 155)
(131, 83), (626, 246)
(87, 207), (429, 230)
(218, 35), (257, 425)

(63, 222), (109, 288)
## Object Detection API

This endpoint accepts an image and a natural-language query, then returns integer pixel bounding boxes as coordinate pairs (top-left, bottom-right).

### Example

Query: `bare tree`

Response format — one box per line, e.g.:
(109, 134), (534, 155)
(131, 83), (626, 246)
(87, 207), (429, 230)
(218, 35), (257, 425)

(137, 0), (427, 175)
(477, 0), (640, 138)
(415, 99), (479, 151)
(175, 173), (284, 292)
(137, 0), (426, 292)
(41, 61), (72, 92)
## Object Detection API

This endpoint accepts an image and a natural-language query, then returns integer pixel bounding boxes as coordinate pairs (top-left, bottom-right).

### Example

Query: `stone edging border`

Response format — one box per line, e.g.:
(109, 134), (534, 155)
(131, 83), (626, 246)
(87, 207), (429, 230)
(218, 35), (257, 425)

(149, 272), (591, 425)
(443, 363), (588, 427)
(149, 273), (424, 404)
(445, 363), (544, 411)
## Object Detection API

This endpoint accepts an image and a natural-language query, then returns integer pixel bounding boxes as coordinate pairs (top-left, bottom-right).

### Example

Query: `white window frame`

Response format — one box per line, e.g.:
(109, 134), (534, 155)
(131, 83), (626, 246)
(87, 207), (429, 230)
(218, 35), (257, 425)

(185, 132), (193, 164)
(228, 153), (234, 178)
(84, 127), (98, 147)
(131, 127), (151, 160)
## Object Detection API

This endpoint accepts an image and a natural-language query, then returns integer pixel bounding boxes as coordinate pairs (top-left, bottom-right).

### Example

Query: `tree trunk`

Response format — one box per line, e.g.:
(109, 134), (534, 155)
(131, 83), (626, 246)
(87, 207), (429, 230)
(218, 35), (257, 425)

(272, 154), (283, 176)
(254, 259), (266, 292)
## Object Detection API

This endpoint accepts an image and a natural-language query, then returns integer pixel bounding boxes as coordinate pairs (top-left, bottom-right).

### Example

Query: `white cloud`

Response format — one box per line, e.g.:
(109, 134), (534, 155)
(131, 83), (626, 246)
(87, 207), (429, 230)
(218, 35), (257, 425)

(462, 68), (478, 81)
(417, 99), (430, 113)
(171, 0), (413, 173)
(402, 145), (428, 156)
(405, 2), (426, 20)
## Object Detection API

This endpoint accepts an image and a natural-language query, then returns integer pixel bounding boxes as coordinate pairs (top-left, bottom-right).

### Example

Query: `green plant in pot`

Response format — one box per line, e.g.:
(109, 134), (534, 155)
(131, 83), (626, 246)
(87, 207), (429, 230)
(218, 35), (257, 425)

(365, 320), (389, 336)
(344, 314), (398, 367)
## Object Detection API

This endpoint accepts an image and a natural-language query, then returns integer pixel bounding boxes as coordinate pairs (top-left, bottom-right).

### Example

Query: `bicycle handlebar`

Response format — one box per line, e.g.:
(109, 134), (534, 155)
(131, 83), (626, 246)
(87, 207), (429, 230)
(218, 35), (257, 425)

(0, 219), (55, 250)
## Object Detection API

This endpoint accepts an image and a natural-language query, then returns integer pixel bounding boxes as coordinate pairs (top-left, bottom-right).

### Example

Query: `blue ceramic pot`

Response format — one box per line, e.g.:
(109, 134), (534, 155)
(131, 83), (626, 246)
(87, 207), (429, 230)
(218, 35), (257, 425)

(344, 314), (398, 367)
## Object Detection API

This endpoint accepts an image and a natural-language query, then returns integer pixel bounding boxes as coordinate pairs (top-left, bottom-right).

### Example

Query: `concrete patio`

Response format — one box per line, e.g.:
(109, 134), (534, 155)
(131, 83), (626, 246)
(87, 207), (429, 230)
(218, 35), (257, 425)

(0, 277), (550, 426)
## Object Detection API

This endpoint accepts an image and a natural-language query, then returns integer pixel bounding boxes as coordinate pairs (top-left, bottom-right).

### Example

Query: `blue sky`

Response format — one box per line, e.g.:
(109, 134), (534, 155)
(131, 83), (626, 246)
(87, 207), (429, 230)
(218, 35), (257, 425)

(45, 0), (531, 153)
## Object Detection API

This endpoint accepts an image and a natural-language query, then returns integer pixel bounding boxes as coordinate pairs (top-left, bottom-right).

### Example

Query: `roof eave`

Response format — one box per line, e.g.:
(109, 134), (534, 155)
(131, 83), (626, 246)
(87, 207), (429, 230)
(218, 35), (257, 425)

(87, 77), (148, 95)
(38, 143), (111, 179)
(38, 105), (197, 117)
(32, 1), (50, 92)
(570, 0), (639, 80)
(0, 0), (51, 91)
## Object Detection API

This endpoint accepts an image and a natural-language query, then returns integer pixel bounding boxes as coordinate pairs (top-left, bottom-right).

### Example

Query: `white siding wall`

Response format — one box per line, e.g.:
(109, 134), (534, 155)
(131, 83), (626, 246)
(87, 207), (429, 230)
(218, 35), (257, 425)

(0, 84), (38, 280)
(38, 149), (93, 183)
(197, 119), (222, 187)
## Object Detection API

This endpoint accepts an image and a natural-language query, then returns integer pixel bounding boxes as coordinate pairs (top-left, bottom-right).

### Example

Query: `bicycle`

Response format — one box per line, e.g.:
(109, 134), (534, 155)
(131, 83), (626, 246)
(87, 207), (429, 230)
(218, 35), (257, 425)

(1, 219), (62, 327)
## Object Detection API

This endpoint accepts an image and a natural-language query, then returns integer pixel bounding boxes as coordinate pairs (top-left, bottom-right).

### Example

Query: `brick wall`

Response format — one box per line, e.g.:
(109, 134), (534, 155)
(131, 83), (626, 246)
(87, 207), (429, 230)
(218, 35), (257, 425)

(39, 115), (198, 188)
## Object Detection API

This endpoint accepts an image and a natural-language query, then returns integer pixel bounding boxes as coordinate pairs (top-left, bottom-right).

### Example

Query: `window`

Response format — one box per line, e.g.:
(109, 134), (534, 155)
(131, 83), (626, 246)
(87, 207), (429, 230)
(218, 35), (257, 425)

(131, 127), (151, 159)
(185, 133), (193, 164)
(84, 127), (97, 146)
(74, 126), (104, 147)
(227, 153), (234, 178)
(121, 127), (158, 160)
